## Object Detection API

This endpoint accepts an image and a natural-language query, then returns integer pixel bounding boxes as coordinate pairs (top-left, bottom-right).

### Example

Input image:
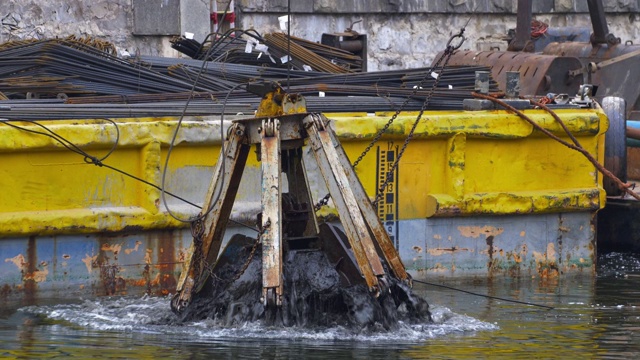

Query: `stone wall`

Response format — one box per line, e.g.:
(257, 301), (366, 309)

(0, 0), (210, 57)
(237, 0), (640, 70)
(2, 0), (640, 70)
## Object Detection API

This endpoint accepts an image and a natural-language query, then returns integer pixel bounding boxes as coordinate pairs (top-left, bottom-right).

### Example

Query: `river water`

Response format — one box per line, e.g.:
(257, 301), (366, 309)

(1, 252), (639, 359)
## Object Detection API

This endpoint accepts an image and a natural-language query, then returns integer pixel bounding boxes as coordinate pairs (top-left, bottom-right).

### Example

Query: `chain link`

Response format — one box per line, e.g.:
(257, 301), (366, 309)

(314, 193), (331, 211)
(231, 219), (270, 282)
(372, 41), (460, 207)
(189, 216), (272, 291)
(315, 27), (467, 211)
(189, 219), (207, 294)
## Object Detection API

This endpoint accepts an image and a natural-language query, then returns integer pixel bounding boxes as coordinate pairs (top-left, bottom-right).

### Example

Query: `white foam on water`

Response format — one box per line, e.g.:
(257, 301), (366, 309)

(19, 295), (498, 343)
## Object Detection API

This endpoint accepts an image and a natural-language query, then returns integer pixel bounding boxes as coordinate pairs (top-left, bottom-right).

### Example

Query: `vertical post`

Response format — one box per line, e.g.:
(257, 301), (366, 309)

(587, 0), (618, 45)
(475, 71), (490, 94)
(260, 119), (283, 307)
(506, 71), (520, 98)
(508, 0), (532, 52)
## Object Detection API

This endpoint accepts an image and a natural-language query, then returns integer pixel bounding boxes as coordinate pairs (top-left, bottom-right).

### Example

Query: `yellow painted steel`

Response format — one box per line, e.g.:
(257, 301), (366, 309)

(0, 107), (607, 238)
(328, 108), (607, 219)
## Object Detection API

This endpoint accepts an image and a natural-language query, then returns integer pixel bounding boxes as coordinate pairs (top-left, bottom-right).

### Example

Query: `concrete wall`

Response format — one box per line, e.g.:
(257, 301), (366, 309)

(2, 1), (640, 70)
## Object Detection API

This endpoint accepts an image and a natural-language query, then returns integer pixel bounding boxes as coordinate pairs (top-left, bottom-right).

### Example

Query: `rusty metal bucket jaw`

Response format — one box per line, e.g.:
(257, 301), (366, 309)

(171, 122), (250, 314)
(303, 113), (410, 294)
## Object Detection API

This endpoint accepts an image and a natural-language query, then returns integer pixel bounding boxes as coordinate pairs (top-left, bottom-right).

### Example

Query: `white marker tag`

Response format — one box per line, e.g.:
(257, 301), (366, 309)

(255, 44), (269, 53)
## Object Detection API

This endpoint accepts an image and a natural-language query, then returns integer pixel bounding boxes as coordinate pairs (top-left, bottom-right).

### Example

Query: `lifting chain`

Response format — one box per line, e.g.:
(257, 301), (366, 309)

(314, 25), (467, 211)
(189, 217), (272, 293)
(372, 30), (465, 207)
(231, 218), (270, 282)
(189, 218), (214, 294)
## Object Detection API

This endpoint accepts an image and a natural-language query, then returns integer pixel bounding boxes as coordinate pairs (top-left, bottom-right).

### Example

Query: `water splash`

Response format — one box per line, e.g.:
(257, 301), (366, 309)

(19, 295), (497, 343)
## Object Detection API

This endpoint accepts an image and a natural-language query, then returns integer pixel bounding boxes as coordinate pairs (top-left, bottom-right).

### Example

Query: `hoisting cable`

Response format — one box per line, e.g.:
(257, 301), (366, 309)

(286, 0), (291, 92)
(472, 92), (640, 201)
(160, 32), (252, 226)
(0, 118), (119, 163)
(412, 279), (554, 310)
(0, 118), (257, 233)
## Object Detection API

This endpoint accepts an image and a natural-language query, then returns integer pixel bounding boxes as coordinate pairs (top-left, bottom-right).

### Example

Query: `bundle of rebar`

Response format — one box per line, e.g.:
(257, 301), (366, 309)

(0, 36), (500, 120)
(0, 99), (255, 120)
(0, 39), (206, 98)
(170, 31), (362, 73)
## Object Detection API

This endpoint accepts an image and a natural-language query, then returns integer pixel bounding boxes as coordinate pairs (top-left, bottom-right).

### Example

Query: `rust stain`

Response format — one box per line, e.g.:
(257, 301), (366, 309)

(178, 248), (187, 262)
(547, 243), (557, 261)
(25, 262), (49, 283)
(520, 231), (526, 237)
(101, 243), (122, 255)
(144, 249), (152, 265)
(0, 284), (11, 298)
(458, 225), (504, 238)
(512, 253), (522, 263)
(486, 235), (495, 272)
(412, 246), (423, 253)
(25, 237), (37, 304)
(429, 262), (448, 272)
(142, 264), (152, 294)
(5, 254), (26, 269)
(62, 254), (71, 259)
(100, 263), (120, 296)
(82, 254), (98, 273)
(124, 241), (142, 255)
(427, 247), (472, 256)
(97, 237), (126, 296)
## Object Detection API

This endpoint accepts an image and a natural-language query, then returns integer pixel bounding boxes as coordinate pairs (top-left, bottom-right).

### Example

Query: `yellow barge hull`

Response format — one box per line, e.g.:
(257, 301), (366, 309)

(0, 107), (607, 302)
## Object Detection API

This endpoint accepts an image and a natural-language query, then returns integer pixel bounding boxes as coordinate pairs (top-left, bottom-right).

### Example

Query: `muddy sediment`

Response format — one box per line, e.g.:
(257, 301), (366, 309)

(178, 236), (431, 331)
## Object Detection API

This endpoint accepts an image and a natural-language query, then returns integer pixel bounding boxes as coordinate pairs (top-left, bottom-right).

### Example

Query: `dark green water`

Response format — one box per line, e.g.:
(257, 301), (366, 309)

(1, 253), (639, 359)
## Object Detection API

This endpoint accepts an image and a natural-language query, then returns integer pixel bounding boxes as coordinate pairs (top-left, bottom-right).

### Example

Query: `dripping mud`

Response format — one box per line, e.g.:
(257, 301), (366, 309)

(177, 234), (431, 332)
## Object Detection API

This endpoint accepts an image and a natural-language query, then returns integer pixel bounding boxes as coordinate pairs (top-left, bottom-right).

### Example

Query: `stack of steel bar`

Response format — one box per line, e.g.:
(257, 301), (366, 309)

(0, 99), (255, 120)
(263, 33), (350, 73)
(170, 31), (363, 72)
(136, 56), (498, 103)
(287, 35), (364, 72)
(0, 38), (207, 99)
(0, 37), (500, 120)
